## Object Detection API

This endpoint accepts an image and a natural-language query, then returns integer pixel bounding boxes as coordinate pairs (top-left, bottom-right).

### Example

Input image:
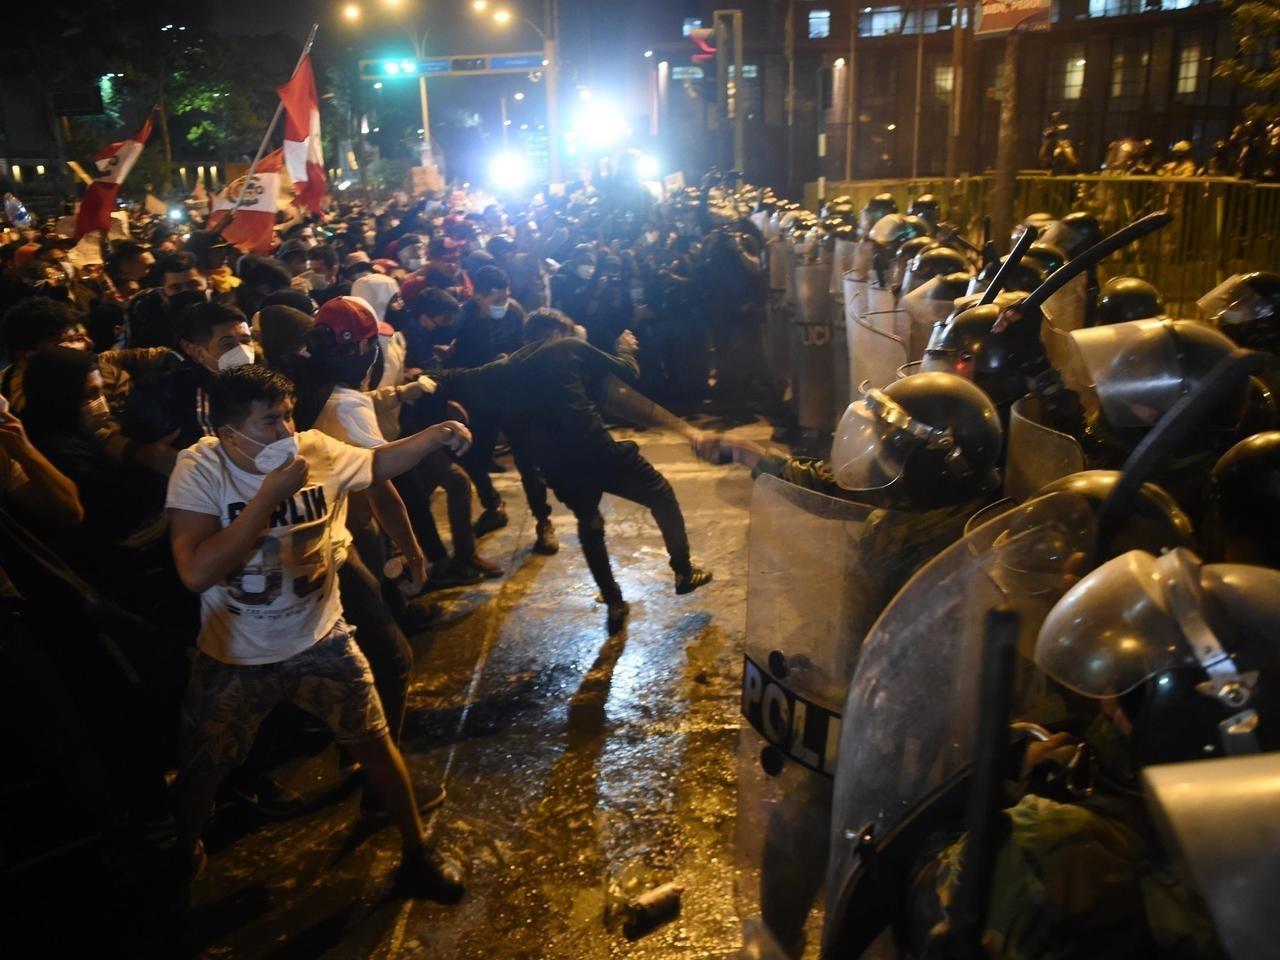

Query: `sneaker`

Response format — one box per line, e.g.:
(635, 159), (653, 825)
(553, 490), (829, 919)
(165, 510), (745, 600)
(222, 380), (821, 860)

(473, 505), (510, 536)
(675, 568), (714, 595)
(222, 775), (307, 819)
(428, 561), (486, 590)
(396, 842), (466, 902)
(606, 599), (631, 635)
(360, 783), (447, 822)
(460, 554), (504, 579)
(532, 519), (560, 555)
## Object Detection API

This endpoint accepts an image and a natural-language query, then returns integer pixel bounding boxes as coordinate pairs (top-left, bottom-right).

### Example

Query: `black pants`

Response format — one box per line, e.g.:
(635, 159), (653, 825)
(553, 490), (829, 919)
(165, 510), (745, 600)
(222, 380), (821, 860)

(393, 449), (476, 563)
(337, 553), (413, 743)
(459, 411), (552, 521)
(554, 441), (692, 603)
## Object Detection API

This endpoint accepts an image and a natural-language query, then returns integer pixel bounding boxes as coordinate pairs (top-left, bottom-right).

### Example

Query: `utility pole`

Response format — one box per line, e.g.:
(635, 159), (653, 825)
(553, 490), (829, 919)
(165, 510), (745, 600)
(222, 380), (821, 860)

(991, 31), (1020, 242)
(945, 0), (972, 177)
(844, 0), (858, 181)
(786, 0), (796, 192)
(910, 3), (925, 178)
(500, 95), (510, 149)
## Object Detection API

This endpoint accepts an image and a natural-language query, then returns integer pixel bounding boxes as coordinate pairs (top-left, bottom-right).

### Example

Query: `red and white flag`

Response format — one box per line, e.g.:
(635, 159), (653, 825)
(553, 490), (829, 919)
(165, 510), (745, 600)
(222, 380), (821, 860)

(208, 149), (285, 254)
(73, 113), (153, 242)
(277, 53), (326, 215)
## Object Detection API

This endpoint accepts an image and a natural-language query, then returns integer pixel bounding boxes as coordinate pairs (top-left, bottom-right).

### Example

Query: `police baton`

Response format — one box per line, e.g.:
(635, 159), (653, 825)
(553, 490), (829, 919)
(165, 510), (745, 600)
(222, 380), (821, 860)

(976, 224), (1038, 307)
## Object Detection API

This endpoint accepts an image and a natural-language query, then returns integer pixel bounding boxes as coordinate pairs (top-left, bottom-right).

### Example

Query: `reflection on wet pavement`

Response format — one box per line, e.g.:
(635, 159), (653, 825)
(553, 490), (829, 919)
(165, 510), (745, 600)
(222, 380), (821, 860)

(187, 422), (770, 959)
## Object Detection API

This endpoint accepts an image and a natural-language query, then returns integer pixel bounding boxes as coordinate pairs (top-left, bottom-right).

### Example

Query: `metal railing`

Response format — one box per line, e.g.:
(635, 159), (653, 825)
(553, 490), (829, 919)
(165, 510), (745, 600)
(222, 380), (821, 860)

(807, 174), (1280, 317)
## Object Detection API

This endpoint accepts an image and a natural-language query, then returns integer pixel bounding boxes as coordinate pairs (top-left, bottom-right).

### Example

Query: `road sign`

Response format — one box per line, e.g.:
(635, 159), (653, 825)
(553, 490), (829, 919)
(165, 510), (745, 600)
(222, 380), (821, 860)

(975, 0), (1052, 35)
(359, 52), (545, 81)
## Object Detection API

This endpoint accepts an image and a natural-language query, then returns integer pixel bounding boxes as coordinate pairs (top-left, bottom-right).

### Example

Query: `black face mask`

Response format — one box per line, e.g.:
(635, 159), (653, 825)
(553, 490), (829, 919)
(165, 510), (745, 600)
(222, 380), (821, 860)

(321, 345), (380, 388)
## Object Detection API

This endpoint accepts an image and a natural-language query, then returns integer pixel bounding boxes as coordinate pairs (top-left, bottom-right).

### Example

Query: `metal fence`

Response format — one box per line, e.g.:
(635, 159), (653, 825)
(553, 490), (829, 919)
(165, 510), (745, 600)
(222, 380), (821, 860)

(807, 174), (1280, 317)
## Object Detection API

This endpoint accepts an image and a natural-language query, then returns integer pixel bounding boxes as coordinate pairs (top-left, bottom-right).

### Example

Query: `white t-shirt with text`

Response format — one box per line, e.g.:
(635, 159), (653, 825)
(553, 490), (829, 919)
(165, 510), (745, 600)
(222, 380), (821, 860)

(165, 430), (373, 665)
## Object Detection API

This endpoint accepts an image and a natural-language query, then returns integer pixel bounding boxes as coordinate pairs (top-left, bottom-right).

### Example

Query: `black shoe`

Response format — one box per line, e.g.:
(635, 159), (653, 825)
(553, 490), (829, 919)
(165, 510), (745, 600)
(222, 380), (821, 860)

(606, 599), (630, 634)
(675, 568), (714, 595)
(485, 459), (508, 473)
(396, 600), (440, 632)
(396, 843), (466, 902)
(473, 506), (509, 536)
(360, 783), (447, 822)
(428, 560), (486, 589)
(222, 775), (307, 819)
(533, 519), (559, 555)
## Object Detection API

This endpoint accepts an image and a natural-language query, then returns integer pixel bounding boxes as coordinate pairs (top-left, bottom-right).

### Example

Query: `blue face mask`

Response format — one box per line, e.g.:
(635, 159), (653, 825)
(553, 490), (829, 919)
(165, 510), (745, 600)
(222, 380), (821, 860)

(488, 301), (508, 320)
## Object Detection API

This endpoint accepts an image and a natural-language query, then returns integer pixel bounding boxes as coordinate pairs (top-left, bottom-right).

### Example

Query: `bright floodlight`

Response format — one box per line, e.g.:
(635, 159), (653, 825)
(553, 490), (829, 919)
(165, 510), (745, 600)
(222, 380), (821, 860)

(384, 60), (401, 75)
(488, 152), (528, 190)
(167, 208), (184, 221)
(342, 3), (361, 21)
(472, 0), (489, 9)
(494, 9), (513, 24)
(636, 154), (661, 179)
(514, 91), (525, 101)
(400, 59), (417, 73)
(575, 99), (627, 149)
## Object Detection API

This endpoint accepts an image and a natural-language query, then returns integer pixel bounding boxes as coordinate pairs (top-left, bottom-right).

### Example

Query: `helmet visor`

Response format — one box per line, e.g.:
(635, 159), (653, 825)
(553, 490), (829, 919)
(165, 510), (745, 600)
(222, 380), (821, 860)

(1065, 318), (1183, 428)
(1197, 275), (1266, 330)
(1035, 550), (1199, 698)
(831, 398), (909, 491)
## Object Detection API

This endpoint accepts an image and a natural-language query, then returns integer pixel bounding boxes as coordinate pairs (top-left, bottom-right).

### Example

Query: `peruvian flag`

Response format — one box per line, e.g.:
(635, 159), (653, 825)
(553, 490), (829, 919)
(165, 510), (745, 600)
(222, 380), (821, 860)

(277, 53), (326, 215)
(73, 113), (154, 242)
(208, 149), (285, 254)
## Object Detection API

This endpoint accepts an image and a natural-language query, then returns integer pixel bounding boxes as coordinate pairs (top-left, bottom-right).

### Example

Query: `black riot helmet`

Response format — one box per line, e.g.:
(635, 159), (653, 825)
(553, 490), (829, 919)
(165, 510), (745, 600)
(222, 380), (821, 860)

(858, 193), (899, 236)
(823, 194), (857, 219)
(1037, 470), (1195, 557)
(830, 371), (1003, 509)
(1022, 241), (1068, 278)
(901, 247), (971, 296)
(1208, 431), (1280, 569)
(921, 295), (1043, 410)
(1040, 212), (1104, 259)
(1098, 276), (1165, 325)
(892, 236), (936, 290)
(907, 193), (941, 229)
(1037, 547), (1280, 766)
(966, 255), (1046, 297)
(1197, 271), (1280, 354)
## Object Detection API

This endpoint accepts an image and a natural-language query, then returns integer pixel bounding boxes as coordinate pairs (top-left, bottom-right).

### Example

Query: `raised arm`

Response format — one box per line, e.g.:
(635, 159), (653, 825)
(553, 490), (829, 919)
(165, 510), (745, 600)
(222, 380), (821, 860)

(371, 420), (471, 485)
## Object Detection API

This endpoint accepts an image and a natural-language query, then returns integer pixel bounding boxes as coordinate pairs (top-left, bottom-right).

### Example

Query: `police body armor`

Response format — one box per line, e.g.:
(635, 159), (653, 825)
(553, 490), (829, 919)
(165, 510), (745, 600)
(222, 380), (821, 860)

(737, 473), (970, 955)
(789, 237), (836, 431)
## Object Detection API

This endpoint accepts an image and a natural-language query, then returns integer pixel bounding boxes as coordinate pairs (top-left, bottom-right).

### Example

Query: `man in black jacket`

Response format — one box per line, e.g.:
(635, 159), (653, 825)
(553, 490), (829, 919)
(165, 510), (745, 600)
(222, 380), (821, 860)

(437, 310), (712, 632)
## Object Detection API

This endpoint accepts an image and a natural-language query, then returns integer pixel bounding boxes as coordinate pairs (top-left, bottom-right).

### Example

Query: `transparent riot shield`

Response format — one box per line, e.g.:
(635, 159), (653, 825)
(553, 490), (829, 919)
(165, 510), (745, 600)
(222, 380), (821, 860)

(832, 295), (852, 413)
(737, 474), (968, 956)
(822, 491), (1099, 958)
(768, 237), (790, 294)
(832, 238), (859, 296)
(1041, 272), (1089, 372)
(1003, 396), (1086, 502)
(791, 252), (835, 431)
(850, 309), (911, 393)
(900, 277), (958, 362)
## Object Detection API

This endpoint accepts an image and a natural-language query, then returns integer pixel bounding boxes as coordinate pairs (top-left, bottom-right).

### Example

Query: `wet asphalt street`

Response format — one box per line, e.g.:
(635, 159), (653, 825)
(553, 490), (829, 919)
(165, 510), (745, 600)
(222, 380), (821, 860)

(186, 420), (772, 960)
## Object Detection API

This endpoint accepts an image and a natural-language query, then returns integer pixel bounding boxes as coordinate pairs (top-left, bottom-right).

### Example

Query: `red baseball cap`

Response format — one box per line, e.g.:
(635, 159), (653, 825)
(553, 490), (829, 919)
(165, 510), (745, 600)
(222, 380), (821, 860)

(316, 296), (379, 343)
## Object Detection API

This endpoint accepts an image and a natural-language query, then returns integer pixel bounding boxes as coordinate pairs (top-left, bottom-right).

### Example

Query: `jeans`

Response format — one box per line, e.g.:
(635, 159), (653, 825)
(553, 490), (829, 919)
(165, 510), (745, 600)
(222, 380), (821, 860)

(554, 441), (692, 603)
(337, 553), (413, 743)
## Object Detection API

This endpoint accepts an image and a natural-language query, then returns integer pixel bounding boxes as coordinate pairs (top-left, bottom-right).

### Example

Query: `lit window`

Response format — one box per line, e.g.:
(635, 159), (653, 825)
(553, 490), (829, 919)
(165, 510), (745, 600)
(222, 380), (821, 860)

(1049, 43), (1087, 101)
(1110, 38), (1150, 104)
(809, 9), (832, 39)
(1176, 36), (1211, 97)
(671, 66), (704, 80)
(933, 64), (955, 98)
(682, 18), (703, 37)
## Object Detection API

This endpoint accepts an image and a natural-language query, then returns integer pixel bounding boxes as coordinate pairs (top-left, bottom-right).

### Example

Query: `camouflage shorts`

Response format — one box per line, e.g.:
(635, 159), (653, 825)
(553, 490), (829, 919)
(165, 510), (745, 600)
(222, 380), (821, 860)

(180, 622), (388, 781)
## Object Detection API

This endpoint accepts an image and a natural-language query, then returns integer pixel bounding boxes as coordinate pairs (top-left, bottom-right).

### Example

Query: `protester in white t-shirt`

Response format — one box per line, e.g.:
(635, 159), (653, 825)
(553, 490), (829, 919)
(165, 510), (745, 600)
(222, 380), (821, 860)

(165, 364), (470, 904)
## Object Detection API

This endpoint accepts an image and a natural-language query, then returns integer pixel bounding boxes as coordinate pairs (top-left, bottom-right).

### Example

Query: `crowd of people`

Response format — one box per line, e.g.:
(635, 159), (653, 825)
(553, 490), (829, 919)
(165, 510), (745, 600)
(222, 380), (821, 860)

(0, 172), (746, 914)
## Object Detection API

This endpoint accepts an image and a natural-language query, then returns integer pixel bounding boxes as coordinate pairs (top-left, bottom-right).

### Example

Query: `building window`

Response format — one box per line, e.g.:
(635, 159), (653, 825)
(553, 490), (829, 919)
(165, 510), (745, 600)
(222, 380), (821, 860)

(809, 9), (832, 39)
(860, 6), (903, 36)
(933, 64), (955, 99)
(1049, 43), (1087, 102)
(1176, 32), (1212, 98)
(1109, 37), (1150, 105)
(682, 18), (703, 37)
(672, 66), (704, 80)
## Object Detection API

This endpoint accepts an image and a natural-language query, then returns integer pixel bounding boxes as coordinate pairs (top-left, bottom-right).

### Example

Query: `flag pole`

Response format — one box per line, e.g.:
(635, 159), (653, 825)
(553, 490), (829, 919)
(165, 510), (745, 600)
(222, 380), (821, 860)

(216, 23), (319, 237)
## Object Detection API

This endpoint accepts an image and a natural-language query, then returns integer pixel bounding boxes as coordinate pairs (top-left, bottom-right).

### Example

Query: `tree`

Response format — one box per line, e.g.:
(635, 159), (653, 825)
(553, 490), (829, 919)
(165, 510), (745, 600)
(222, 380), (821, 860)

(1215, 0), (1280, 119)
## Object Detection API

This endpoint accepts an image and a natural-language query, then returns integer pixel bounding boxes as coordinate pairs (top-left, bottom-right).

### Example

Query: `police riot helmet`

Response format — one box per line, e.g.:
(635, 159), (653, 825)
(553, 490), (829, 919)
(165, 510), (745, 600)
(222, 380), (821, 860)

(823, 195), (856, 219)
(831, 371), (1003, 508)
(892, 236), (936, 288)
(1040, 212), (1104, 259)
(1196, 272), (1280, 354)
(901, 247), (971, 296)
(921, 297), (1041, 408)
(907, 193), (941, 229)
(1022, 241), (1069, 278)
(858, 193), (898, 236)
(1037, 470), (1195, 557)
(1036, 547), (1280, 766)
(1208, 431), (1280, 569)
(1064, 318), (1250, 436)
(1098, 276), (1165, 325)
(966, 255), (1047, 298)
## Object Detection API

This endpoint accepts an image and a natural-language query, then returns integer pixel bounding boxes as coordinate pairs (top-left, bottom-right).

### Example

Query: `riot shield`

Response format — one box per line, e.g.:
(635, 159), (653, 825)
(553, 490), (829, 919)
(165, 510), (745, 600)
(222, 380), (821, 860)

(822, 492), (1099, 958)
(737, 473), (967, 956)
(899, 276), (958, 361)
(1143, 754), (1280, 960)
(768, 237), (790, 293)
(1041, 272), (1088, 371)
(1003, 396), (1086, 502)
(791, 250), (835, 431)
(832, 295), (852, 412)
(850, 309), (911, 393)
(831, 238), (860, 296)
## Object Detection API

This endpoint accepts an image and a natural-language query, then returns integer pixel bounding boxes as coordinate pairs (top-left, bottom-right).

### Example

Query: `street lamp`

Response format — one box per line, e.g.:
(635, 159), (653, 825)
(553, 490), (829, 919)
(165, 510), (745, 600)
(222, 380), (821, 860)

(342, 3), (360, 21)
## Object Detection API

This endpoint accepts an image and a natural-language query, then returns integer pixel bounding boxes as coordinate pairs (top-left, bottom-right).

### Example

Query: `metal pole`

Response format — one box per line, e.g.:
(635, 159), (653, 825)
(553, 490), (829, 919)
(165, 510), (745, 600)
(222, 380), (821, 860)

(844, 0), (858, 182)
(991, 31), (1021, 243)
(413, 31), (435, 173)
(219, 22), (318, 232)
(732, 10), (745, 173)
(546, 36), (561, 183)
(910, 8), (924, 178)
(501, 95), (510, 149)
(945, 0), (970, 177)
(786, 0), (796, 192)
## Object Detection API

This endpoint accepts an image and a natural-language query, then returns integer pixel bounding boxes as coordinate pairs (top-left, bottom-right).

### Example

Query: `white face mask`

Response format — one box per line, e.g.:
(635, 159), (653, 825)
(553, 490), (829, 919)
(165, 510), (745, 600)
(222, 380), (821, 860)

(230, 428), (299, 472)
(80, 395), (111, 434)
(644, 231), (659, 245)
(405, 258), (423, 271)
(488, 300), (508, 320)
(218, 343), (256, 371)
(576, 264), (594, 280)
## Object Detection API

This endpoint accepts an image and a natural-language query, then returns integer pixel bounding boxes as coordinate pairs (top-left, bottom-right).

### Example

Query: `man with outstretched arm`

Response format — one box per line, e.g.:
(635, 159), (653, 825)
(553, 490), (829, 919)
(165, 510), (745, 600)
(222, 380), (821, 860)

(165, 365), (471, 905)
